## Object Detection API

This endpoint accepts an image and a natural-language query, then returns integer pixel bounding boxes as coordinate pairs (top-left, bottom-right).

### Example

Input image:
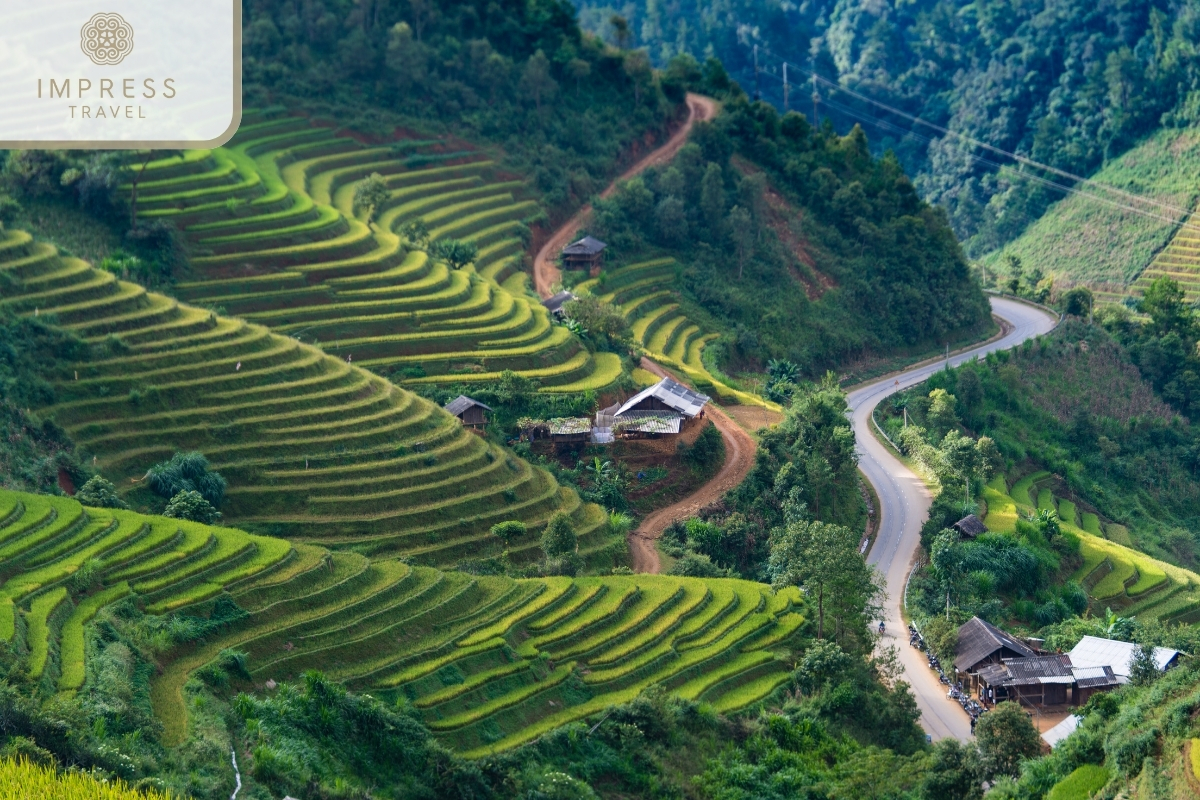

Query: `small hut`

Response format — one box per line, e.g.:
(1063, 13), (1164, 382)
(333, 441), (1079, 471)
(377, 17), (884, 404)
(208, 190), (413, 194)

(953, 514), (988, 539)
(547, 417), (592, 448)
(561, 236), (607, 277)
(542, 290), (576, 319)
(444, 395), (492, 429)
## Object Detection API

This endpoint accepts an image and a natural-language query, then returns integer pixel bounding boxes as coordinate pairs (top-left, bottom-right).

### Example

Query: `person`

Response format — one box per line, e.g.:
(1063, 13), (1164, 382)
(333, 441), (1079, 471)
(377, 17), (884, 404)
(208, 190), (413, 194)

(970, 717), (976, 735)
(878, 620), (885, 634)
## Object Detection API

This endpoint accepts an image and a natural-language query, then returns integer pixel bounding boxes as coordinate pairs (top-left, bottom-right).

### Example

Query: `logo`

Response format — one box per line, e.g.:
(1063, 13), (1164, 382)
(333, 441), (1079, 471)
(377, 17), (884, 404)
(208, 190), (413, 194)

(80, 12), (134, 66)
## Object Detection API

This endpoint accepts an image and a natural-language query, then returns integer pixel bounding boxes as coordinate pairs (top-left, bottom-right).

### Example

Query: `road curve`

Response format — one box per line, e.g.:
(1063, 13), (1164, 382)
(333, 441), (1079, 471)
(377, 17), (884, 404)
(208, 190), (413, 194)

(849, 296), (1058, 741)
(533, 93), (718, 299)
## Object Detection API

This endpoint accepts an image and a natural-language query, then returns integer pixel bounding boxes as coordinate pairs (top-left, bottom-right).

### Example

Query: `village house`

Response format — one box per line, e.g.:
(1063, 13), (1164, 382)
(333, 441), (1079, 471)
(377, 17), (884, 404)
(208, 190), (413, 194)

(561, 235), (607, 276)
(443, 395), (492, 429)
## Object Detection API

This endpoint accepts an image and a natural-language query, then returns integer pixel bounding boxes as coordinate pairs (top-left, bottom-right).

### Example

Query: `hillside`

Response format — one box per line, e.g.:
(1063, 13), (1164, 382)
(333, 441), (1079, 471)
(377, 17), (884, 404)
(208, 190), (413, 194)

(126, 109), (623, 393)
(0, 226), (614, 564)
(572, 0), (1200, 256)
(978, 126), (1200, 301)
(0, 488), (805, 767)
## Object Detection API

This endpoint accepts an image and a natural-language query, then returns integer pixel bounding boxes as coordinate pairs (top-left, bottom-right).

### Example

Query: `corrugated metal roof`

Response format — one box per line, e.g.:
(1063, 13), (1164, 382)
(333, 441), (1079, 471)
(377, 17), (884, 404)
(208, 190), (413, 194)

(1068, 635), (1179, 682)
(444, 395), (493, 416)
(616, 377), (710, 418)
(542, 290), (576, 313)
(1072, 665), (1119, 689)
(614, 411), (683, 434)
(1041, 715), (1081, 748)
(954, 616), (1036, 672)
(562, 236), (607, 256)
(547, 417), (592, 435)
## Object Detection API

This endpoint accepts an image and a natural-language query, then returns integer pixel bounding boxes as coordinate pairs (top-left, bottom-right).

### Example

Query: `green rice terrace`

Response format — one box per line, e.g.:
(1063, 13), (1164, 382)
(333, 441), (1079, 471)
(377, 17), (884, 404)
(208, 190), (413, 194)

(1130, 204), (1200, 304)
(0, 225), (612, 562)
(575, 258), (772, 408)
(126, 109), (623, 392)
(982, 473), (1200, 624)
(0, 489), (804, 757)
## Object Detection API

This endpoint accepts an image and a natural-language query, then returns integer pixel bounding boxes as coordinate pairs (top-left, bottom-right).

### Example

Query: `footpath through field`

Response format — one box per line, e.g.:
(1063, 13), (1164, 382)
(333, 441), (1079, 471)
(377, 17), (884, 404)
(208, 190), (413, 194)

(533, 93), (717, 298)
(849, 296), (1058, 741)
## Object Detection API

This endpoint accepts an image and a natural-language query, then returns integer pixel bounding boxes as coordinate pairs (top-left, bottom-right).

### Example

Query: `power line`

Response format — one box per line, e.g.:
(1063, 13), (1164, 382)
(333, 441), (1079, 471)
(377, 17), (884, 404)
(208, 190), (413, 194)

(743, 47), (1198, 223)
(736, 52), (1200, 233)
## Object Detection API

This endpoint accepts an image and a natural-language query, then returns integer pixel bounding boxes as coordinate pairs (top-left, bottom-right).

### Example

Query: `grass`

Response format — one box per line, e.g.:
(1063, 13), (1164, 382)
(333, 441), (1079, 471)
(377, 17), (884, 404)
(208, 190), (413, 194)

(0, 596), (13, 641)
(1010, 471), (1049, 509)
(981, 475), (1019, 534)
(1045, 764), (1109, 800)
(1081, 513), (1102, 536)
(1058, 499), (1077, 527)
(59, 583), (132, 690)
(0, 758), (175, 800)
(710, 669), (791, 713)
(1037, 489), (1056, 513)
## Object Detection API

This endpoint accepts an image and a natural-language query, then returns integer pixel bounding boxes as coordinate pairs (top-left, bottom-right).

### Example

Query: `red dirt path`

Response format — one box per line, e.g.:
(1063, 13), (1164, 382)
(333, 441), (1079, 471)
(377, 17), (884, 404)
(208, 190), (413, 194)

(533, 94), (718, 299)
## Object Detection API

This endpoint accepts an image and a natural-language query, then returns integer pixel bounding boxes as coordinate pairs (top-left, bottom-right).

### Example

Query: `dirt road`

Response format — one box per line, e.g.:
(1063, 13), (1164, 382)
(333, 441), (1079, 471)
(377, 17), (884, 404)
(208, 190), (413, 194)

(533, 93), (718, 299)
(628, 358), (757, 573)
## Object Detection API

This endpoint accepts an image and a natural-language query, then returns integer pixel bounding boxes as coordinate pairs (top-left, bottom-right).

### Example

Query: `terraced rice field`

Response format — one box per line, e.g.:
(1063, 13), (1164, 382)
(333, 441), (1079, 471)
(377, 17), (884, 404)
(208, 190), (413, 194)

(575, 259), (774, 407)
(0, 225), (610, 562)
(982, 475), (1200, 623)
(1131, 205), (1200, 304)
(128, 109), (622, 393)
(0, 490), (804, 755)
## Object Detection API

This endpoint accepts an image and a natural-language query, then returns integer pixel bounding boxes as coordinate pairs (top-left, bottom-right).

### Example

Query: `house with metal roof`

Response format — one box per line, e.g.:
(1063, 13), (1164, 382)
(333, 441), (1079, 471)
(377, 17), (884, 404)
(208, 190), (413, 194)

(561, 236), (607, 276)
(974, 654), (1077, 706)
(1068, 635), (1180, 684)
(443, 395), (492, 429)
(541, 290), (576, 318)
(954, 616), (1037, 675)
(616, 377), (709, 419)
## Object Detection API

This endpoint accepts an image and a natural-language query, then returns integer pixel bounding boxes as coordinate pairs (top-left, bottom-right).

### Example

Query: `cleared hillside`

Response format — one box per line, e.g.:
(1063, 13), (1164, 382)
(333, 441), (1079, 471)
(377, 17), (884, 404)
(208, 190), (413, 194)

(978, 127), (1200, 300)
(0, 227), (610, 563)
(127, 110), (623, 393)
(0, 490), (803, 757)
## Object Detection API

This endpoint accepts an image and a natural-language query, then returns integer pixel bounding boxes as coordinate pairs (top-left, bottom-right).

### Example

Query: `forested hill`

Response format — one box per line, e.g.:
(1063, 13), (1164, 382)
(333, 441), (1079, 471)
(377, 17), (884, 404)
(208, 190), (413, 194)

(241, 0), (678, 217)
(571, 0), (1200, 255)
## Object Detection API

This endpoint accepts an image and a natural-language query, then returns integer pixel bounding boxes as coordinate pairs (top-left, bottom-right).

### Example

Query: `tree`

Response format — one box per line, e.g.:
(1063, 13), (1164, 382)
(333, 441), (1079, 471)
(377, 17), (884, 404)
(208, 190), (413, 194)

(920, 738), (983, 800)
(566, 58), (590, 96)
(956, 369), (983, 413)
(127, 150), (183, 229)
(974, 701), (1040, 779)
(562, 295), (630, 342)
(927, 388), (959, 436)
(769, 519), (880, 642)
(519, 49), (557, 113)
(920, 614), (960, 665)
(400, 219), (430, 249)
(147, 451), (226, 508)
(490, 520), (527, 545)
(1139, 276), (1192, 337)
(541, 513), (577, 558)
(1129, 642), (1160, 685)
(431, 238), (477, 270)
(623, 50), (653, 106)
(700, 162), (725, 238)
(610, 15), (631, 49)
(163, 489), (222, 525)
(352, 173), (390, 226)
(74, 475), (128, 509)
(386, 22), (429, 92)
(727, 205), (753, 280)
(1062, 286), (1093, 319)
(930, 529), (965, 617)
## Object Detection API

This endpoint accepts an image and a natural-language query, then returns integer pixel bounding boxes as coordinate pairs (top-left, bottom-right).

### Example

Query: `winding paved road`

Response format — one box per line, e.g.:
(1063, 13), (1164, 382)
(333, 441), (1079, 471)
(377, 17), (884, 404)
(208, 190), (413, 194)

(850, 296), (1058, 741)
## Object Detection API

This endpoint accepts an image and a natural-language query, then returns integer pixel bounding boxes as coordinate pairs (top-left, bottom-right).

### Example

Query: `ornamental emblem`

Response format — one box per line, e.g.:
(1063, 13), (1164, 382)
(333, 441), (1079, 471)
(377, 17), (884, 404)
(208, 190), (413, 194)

(80, 12), (134, 66)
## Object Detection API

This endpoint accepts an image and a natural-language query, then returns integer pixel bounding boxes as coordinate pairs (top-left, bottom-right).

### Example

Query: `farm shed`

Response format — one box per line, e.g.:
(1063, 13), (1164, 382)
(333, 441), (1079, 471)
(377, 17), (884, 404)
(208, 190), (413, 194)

(561, 235), (607, 276)
(975, 654), (1075, 706)
(444, 395), (492, 429)
(547, 417), (592, 446)
(954, 616), (1037, 693)
(615, 378), (709, 428)
(1068, 635), (1180, 684)
(953, 514), (988, 538)
(542, 290), (576, 318)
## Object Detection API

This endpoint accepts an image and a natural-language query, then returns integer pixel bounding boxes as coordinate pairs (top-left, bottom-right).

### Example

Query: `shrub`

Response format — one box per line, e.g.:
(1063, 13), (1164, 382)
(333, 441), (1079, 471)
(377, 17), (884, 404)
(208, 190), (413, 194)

(74, 475), (128, 509)
(667, 553), (728, 577)
(540, 513), (576, 558)
(163, 490), (222, 524)
(147, 451), (226, 507)
(490, 520), (527, 545)
(352, 172), (390, 225)
(683, 421), (724, 470)
(431, 238), (478, 269)
(976, 701), (1041, 779)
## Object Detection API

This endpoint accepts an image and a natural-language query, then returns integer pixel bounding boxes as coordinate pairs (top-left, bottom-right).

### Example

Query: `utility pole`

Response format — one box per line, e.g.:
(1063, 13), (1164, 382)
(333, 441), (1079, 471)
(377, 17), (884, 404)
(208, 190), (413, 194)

(783, 62), (789, 111)
(753, 45), (761, 101)
(810, 55), (819, 125)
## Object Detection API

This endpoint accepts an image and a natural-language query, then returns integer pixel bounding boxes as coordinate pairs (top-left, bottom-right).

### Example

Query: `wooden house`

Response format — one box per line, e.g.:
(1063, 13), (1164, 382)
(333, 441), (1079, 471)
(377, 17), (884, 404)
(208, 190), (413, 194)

(561, 236), (607, 276)
(547, 417), (592, 448)
(975, 654), (1076, 707)
(444, 395), (492, 429)
(542, 290), (576, 319)
(954, 616), (1036, 693)
(614, 378), (709, 436)
(953, 514), (987, 538)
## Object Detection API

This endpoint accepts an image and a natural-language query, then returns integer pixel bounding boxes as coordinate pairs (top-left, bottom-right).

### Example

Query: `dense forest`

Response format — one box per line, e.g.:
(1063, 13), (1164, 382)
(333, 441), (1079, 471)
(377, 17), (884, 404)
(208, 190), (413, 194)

(587, 61), (992, 372)
(572, 0), (1200, 254)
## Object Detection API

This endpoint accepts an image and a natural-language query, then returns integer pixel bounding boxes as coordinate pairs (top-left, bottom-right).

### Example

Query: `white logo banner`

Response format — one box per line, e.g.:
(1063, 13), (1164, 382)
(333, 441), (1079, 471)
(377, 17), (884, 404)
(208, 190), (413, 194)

(0, 1), (241, 148)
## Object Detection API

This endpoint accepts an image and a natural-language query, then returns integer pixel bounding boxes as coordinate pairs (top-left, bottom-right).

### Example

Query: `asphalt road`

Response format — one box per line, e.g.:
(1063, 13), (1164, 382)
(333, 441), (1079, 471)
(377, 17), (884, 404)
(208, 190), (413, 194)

(848, 296), (1059, 741)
